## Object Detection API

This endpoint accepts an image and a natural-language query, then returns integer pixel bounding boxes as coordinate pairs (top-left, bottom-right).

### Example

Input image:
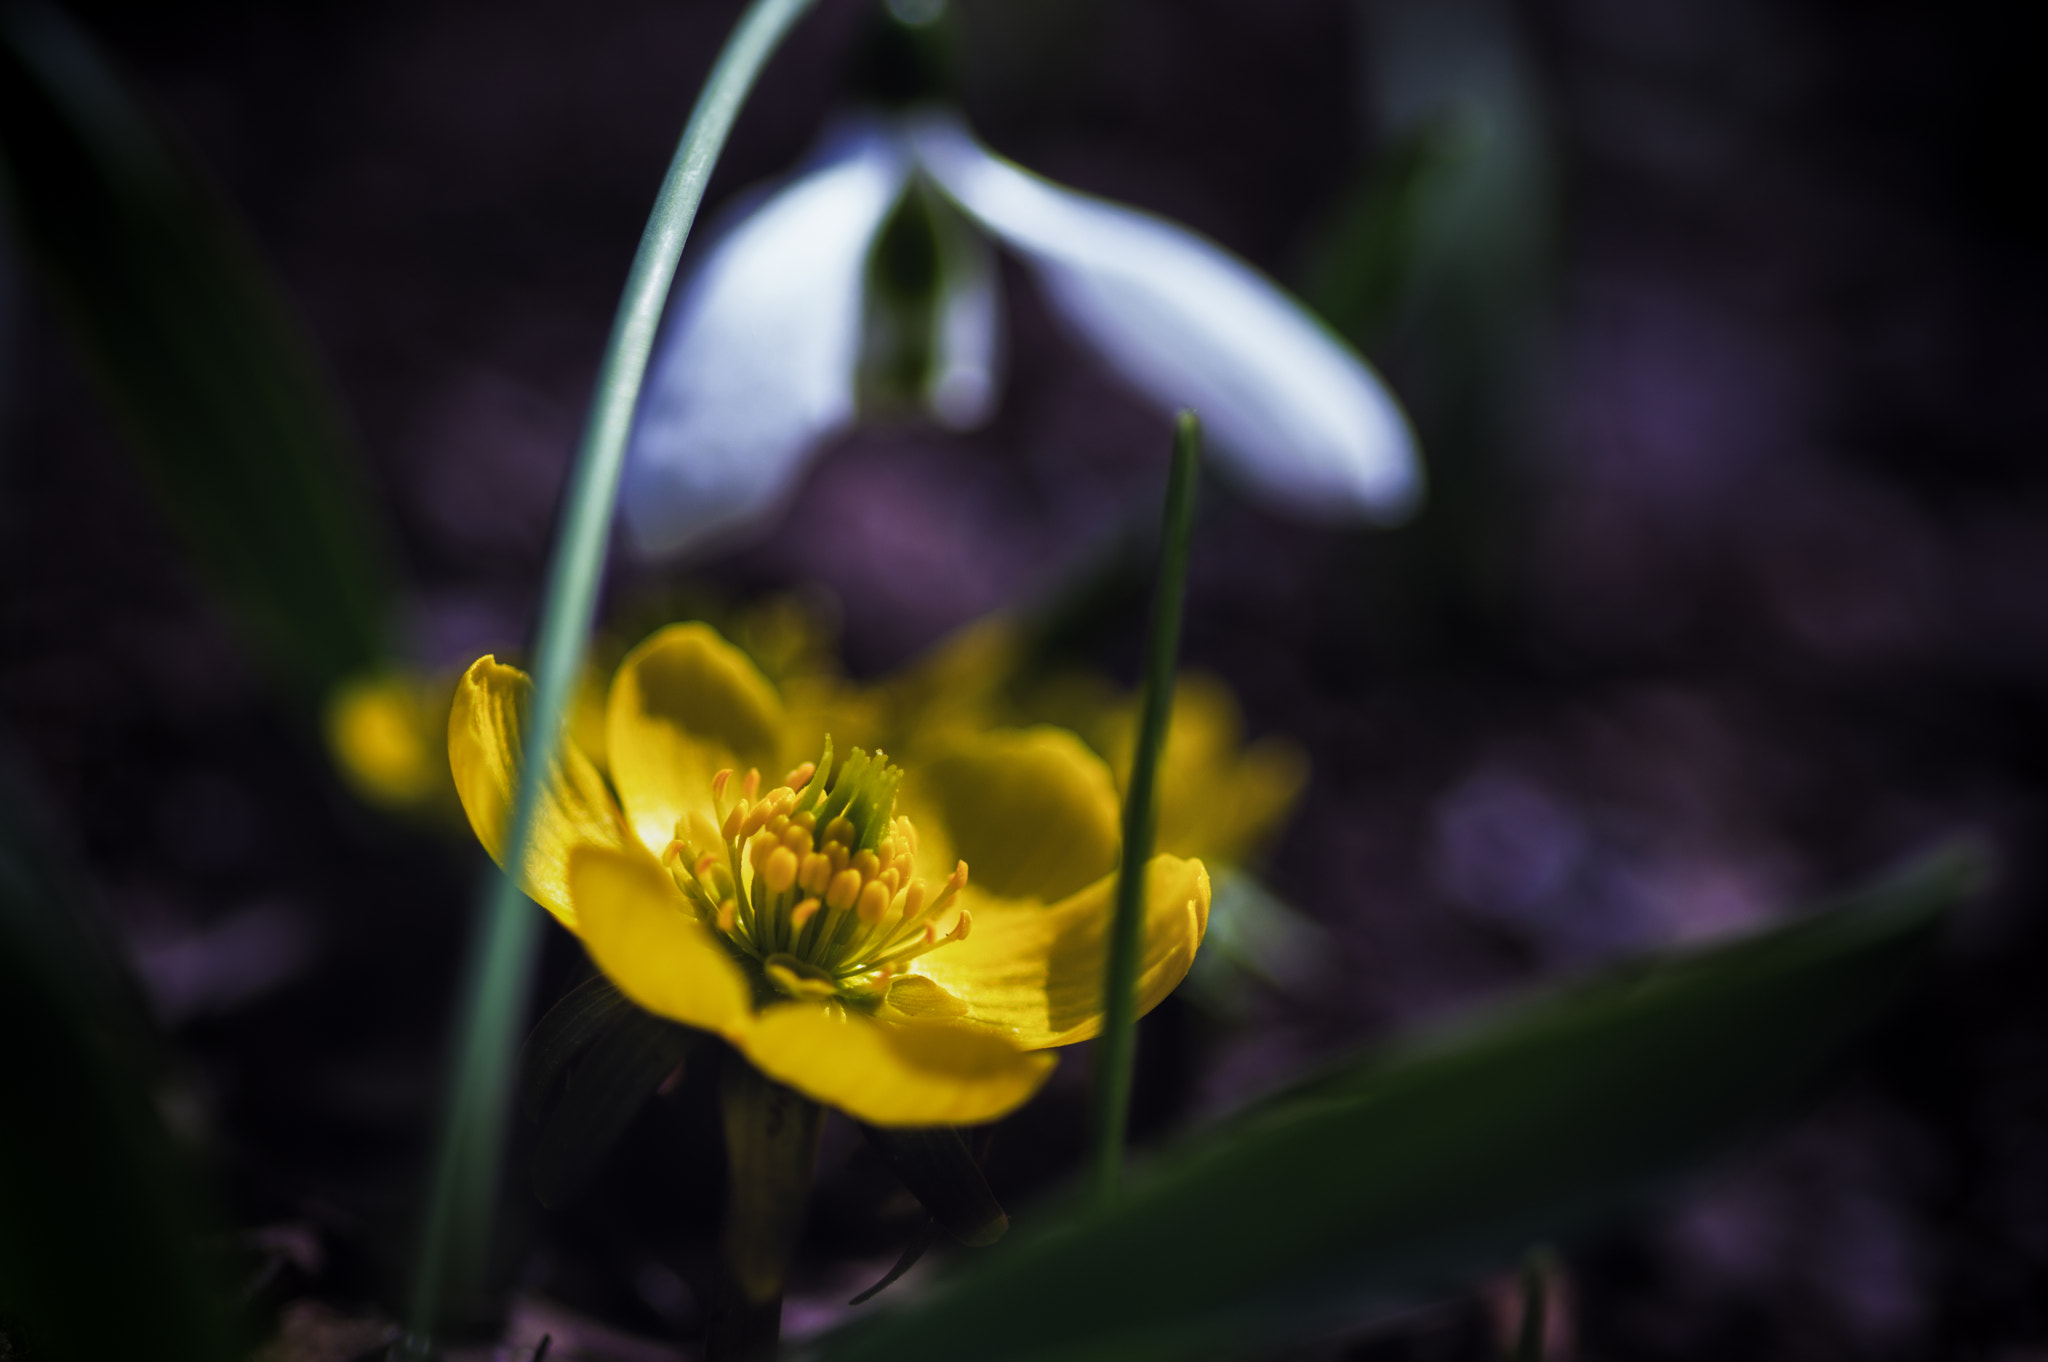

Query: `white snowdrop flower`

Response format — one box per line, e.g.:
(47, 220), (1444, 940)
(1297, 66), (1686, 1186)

(621, 108), (1423, 559)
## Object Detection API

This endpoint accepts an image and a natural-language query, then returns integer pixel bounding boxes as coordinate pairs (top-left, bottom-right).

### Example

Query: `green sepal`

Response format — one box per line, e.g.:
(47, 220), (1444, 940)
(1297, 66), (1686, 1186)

(519, 974), (637, 1122)
(859, 1124), (1007, 1248)
(522, 977), (696, 1208)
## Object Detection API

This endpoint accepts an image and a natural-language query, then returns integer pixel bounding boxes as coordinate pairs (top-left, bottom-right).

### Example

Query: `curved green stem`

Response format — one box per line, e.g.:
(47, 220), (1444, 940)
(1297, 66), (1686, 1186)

(404, 0), (817, 1346)
(1088, 412), (1201, 1202)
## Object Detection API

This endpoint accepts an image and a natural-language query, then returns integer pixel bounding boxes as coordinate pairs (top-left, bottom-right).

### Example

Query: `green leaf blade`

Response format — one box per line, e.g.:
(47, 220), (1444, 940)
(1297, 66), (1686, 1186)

(810, 846), (1976, 1362)
(0, 2), (395, 699)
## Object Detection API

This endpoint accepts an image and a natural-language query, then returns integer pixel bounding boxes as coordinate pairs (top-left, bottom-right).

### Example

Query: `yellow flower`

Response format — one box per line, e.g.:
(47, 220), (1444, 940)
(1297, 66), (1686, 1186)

(447, 622), (1210, 1127)
(790, 614), (1307, 869)
(327, 670), (452, 811)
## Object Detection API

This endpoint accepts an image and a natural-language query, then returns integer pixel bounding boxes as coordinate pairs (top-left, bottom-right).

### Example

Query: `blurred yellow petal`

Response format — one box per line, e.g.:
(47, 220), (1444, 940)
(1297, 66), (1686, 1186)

(607, 623), (786, 855)
(1094, 673), (1307, 865)
(882, 615), (1020, 740)
(907, 727), (1121, 903)
(448, 656), (631, 930)
(915, 855), (1210, 1049)
(326, 668), (452, 811)
(741, 1003), (1055, 1126)
(568, 846), (753, 1037)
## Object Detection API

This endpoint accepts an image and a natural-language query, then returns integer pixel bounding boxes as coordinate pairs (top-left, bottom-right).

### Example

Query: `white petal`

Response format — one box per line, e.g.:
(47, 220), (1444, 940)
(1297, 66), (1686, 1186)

(621, 122), (913, 558)
(909, 115), (1423, 522)
(926, 220), (1004, 430)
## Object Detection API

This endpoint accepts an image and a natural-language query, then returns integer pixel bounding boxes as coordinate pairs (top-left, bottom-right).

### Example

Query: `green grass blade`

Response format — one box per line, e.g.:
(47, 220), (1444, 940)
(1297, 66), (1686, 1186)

(403, 0), (817, 1345)
(0, 2), (393, 700)
(1089, 412), (1201, 1200)
(809, 845), (1978, 1362)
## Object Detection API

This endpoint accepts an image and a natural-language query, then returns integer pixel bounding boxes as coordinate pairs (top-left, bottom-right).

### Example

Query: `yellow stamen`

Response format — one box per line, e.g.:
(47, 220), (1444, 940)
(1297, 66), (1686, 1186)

(790, 897), (821, 928)
(763, 846), (799, 894)
(785, 761), (816, 791)
(716, 900), (738, 933)
(826, 868), (862, 912)
(712, 768), (732, 802)
(856, 878), (890, 925)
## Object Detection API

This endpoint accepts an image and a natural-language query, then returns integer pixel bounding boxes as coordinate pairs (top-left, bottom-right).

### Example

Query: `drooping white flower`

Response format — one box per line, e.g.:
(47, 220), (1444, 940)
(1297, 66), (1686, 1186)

(621, 111), (1423, 559)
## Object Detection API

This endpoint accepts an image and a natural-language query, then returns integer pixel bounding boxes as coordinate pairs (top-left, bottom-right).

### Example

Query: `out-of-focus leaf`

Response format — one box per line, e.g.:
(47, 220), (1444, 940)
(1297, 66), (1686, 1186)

(806, 847), (1975, 1362)
(0, 2), (391, 700)
(859, 1124), (1007, 1247)
(526, 987), (696, 1210)
(0, 734), (235, 1362)
(1303, 112), (1482, 342)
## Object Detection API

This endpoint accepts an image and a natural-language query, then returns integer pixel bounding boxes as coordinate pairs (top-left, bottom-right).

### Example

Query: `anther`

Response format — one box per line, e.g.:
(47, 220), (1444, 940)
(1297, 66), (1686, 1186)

(781, 824), (812, 854)
(798, 853), (832, 897)
(853, 849), (881, 881)
(790, 897), (821, 928)
(948, 909), (973, 942)
(824, 816), (855, 847)
(763, 847), (798, 894)
(693, 853), (717, 878)
(712, 769), (733, 802)
(785, 761), (816, 791)
(826, 868), (862, 912)
(716, 900), (738, 933)
(661, 839), (687, 863)
(741, 768), (761, 801)
(721, 800), (747, 841)
(856, 879), (891, 925)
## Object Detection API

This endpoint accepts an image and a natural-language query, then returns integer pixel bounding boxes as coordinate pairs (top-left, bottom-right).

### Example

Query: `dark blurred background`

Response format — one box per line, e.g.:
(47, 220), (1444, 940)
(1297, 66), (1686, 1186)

(3, 0), (2046, 1357)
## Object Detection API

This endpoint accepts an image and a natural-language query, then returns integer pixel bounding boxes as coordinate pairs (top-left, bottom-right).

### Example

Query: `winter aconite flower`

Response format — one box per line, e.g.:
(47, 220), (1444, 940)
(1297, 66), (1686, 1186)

(448, 622), (1210, 1126)
(621, 105), (1423, 558)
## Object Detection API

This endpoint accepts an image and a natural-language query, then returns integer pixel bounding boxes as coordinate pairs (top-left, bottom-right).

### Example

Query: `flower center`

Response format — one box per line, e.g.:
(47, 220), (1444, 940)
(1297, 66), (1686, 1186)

(659, 737), (970, 1004)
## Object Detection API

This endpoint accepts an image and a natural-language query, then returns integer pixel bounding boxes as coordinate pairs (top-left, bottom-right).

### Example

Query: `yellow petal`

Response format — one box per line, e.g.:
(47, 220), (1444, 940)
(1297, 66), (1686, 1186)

(914, 855), (1211, 1049)
(448, 656), (632, 930)
(906, 727), (1121, 903)
(740, 1003), (1055, 1127)
(607, 623), (786, 855)
(568, 846), (753, 1037)
(1087, 673), (1307, 865)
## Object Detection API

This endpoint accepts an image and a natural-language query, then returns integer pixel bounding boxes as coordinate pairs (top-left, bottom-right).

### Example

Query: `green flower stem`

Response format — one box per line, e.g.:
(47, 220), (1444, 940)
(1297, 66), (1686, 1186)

(1089, 411), (1202, 1201)
(1514, 1248), (1557, 1362)
(404, 0), (816, 1345)
(713, 1055), (826, 1361)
